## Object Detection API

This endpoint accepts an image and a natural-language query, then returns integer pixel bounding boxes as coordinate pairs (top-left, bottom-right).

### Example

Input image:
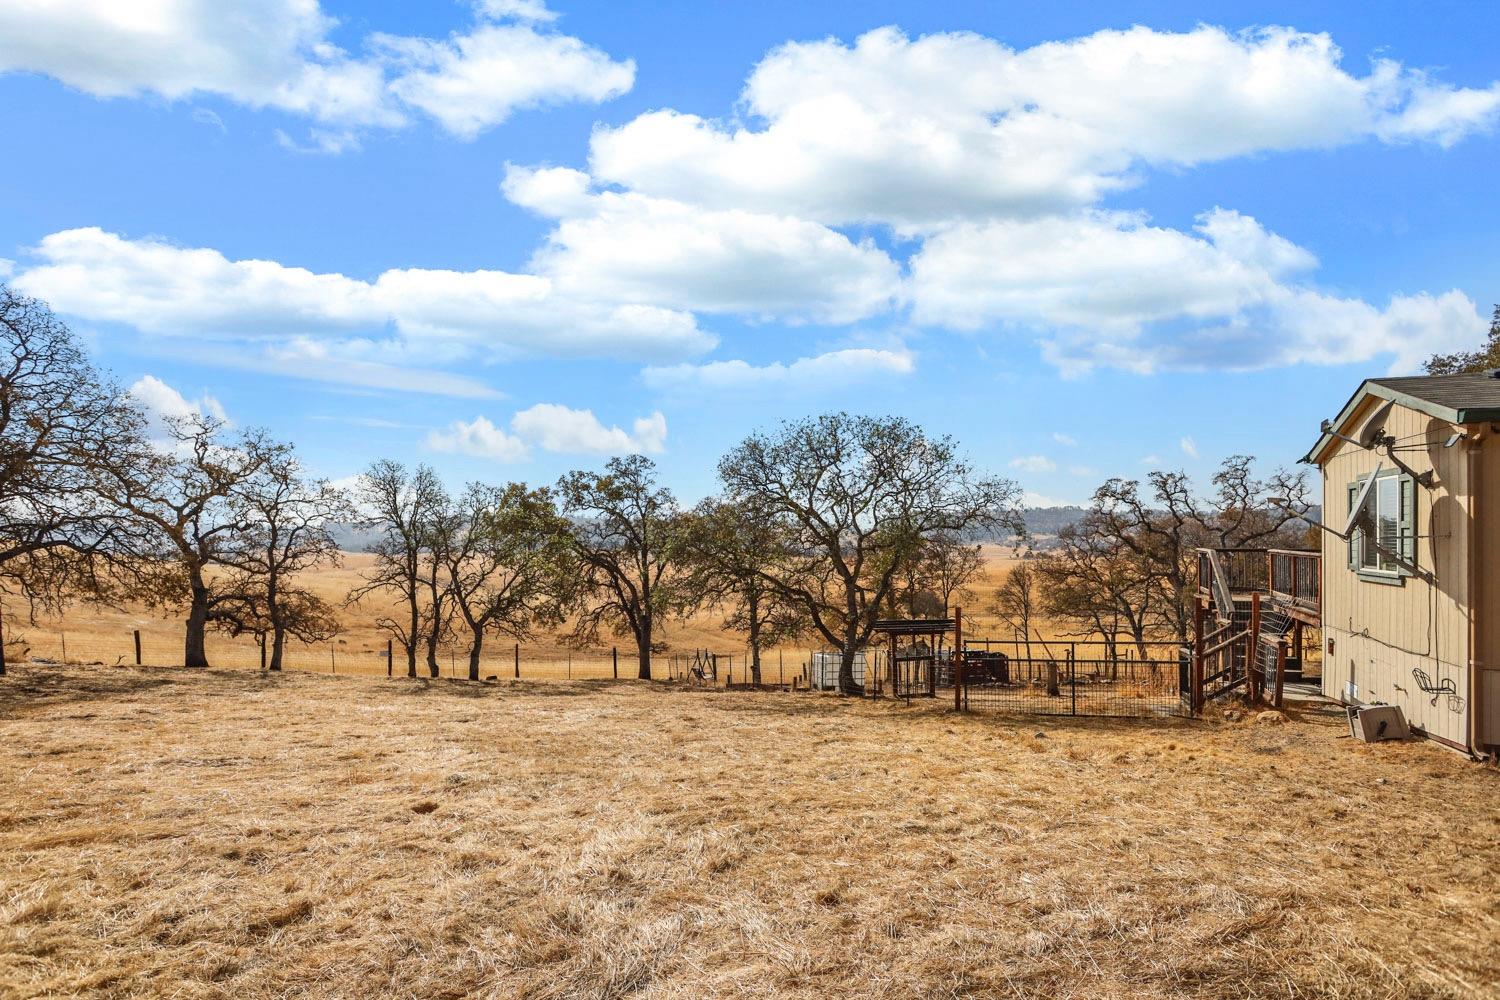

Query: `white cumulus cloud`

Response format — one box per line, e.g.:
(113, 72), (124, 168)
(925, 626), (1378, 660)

(12, 228), (715, 388)
(642, 348), (913, 391)
(505, 166), (902, 324)
(1009, 455), (1057, 474)
(910, 208), (1485, 374)
(127, 374), (229, 445)
(380, 23), (634, 139)
(424, 415), (530, 461)
(426, 405), (667, 461)
(0, 0), (634, 145)
(586, 25), (1500, 227)
(511, 403), (666, 455)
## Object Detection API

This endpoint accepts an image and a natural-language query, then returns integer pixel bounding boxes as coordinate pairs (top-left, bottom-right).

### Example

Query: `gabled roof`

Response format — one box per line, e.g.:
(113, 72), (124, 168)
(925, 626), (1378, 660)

(1301, 372), (1500, 466)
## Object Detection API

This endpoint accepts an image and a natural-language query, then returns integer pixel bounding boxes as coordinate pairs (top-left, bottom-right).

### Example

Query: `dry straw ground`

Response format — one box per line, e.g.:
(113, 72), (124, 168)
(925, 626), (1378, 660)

(1, 663), (1495, 999)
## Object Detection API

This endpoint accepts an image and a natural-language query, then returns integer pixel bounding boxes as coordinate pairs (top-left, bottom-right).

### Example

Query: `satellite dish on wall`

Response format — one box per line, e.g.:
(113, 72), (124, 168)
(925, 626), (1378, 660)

(1342, 462), (1383, 537)
(1356, 399), (1395, 450)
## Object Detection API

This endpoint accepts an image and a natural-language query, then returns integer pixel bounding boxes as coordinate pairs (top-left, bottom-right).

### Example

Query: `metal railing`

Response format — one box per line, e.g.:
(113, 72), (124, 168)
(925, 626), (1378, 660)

(1269, 548), (1320, 610)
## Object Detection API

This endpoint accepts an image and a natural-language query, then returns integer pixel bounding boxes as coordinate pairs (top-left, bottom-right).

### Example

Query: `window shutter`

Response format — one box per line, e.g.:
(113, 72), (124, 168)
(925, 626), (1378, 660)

(1347, 482), (1359, 570)
(1399, 473), (1416, 573)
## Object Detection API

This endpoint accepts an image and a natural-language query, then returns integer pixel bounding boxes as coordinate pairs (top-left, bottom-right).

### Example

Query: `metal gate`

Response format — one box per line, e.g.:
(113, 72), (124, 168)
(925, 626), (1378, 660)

(958, 639), (1190, 719)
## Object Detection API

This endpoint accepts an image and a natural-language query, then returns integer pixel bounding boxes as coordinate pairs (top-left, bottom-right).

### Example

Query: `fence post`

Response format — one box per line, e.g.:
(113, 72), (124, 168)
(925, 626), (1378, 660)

(1192, 596), (1205, 715)
(1070, 643), (1077, 715)
(953, 606), (964, 712)
(134, 630), (143, 667)
(779, 649), (784, 688)
(259, 635), (266, 672)
(60, 631), (67, 664)
(1274, 639), (1287, 709)
(514, 642), (520, 679)
(386, 639), (392, 678)
(0, 603), (6, 677)
(612, 646), (618, 679)
(1249, 592), (1262, 703)
(331, 648), (336, 674)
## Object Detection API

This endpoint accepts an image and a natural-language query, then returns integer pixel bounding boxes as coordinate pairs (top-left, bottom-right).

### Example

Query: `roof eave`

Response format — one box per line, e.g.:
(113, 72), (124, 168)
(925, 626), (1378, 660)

(1301, 380), (1500, 467)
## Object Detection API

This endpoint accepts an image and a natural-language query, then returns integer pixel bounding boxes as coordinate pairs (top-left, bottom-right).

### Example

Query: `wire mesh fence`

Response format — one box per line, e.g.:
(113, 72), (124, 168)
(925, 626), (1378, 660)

(3, 623), (1193, 721)
(959, 639), (1190, 718)
(2, 625), (836, 687)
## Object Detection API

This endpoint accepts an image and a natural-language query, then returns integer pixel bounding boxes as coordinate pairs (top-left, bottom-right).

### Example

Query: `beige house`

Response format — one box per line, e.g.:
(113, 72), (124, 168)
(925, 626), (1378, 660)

(1303, 373), (1500, 756)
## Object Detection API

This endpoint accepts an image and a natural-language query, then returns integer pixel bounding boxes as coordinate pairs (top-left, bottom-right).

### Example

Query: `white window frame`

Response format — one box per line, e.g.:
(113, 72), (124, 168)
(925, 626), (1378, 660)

(1347, 469), (1415, 582)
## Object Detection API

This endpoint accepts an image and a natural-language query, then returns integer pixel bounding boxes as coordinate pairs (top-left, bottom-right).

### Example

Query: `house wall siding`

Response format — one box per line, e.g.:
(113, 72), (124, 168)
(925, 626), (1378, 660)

(1478, 427), (1500, 748)
(1319, 398), (1475, 749)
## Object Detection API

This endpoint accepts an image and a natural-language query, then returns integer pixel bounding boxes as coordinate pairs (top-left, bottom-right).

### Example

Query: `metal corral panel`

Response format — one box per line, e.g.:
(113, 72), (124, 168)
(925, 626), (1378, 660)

(809, 651), (866, 691)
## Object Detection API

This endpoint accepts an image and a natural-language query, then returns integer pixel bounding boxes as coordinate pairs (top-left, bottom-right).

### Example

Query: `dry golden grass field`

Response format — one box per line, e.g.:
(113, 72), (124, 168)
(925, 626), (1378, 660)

(1, 662), (1495, 999)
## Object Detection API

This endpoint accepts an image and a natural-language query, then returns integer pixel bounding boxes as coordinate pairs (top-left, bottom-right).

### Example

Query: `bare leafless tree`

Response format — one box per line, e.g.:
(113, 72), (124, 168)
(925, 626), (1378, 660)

(898, 532), (985, 617)
(0, 287), (146, 672)
(349, 461), (446, 678)
(1088, 456), (1311, 642)
(224, 448), (350, 671)
(90, 414), (279, 668)
(991, 561), (1041, 662)
(1035, 519), (1159, 657)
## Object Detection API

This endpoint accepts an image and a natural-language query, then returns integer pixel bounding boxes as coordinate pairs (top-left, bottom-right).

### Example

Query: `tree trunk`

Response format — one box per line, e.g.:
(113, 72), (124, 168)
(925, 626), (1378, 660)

(747, 590), (762, 686)
(468, 626), (483, 681)
(425, 577), (442, 678)
(838, 619), (863, 696)
(184, 577), (210, 668)
(406, 595), (419, 678)
(269, 626), (286, 672)
(636, 617), (652, 680)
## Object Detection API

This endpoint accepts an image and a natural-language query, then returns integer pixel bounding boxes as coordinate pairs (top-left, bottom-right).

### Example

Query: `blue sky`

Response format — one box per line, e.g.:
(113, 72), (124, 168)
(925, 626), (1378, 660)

(2, 1), (1497, 505)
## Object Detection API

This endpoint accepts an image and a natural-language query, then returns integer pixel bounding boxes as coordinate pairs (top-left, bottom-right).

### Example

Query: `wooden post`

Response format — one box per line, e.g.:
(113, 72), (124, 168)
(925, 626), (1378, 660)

(612, 646), (618, 679)
(259, 635), (266, 672)
(953, 606), (964, 712)
(386, 639), (392, 678)
(1249, 593), (1262, 703)
(779, 648), (784, 688)
(60, 631), (67, 664)
(886, 631), (897, 699)
(134, 630), (143, 667)
(514, 643), (520, 678)
(1191, 596), (1205, 715)
(567, 653), (571, 679)
(1274, 639), (1287, 709)
(331, 647), (336, 674)
(1069, 643), (1077, 715)
(0, 601), (7, 677)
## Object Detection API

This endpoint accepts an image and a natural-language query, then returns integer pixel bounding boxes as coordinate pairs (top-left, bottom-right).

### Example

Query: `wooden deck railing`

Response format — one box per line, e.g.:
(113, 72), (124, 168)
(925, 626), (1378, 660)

(1269, 548), (1321, 612)
(1196, 547), (1320, 620)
